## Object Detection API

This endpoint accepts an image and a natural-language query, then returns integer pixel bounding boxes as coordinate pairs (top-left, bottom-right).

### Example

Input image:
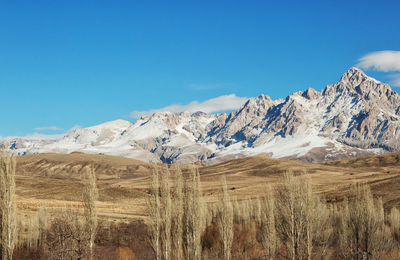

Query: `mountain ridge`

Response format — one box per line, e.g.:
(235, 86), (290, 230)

(3, 67), (400, 164)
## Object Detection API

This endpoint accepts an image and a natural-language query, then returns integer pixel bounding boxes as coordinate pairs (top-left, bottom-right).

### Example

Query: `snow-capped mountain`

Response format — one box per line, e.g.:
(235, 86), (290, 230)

(3, 68), (400, 164)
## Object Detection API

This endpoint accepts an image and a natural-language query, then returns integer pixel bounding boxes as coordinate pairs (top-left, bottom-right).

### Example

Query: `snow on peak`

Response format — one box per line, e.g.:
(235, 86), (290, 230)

(339, 67), (384, 86)
(2, 68), (398, 164)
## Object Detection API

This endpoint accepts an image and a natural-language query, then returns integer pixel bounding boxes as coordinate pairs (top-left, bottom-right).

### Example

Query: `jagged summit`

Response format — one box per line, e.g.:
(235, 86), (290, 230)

(340, 67), (386, 89)
(340, 67), (367, 82)
(323, 67), (390, 98)
(301, 88), (320, 100)
(3, 68), (400, 164)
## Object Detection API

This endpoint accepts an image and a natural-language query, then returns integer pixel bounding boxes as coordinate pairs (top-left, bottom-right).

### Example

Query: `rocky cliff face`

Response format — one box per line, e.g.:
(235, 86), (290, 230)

(3, 68), (400, 164)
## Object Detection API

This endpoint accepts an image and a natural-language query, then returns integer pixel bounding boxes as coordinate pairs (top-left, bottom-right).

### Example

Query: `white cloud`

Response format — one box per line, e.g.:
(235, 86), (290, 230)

(130, 94), (249, 119)
(357, 50), (400, 72)
(34, 126), (63, 131)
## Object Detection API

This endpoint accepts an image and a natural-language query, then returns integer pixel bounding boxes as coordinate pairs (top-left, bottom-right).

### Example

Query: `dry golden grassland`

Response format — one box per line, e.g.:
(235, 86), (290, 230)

(14, 151), (400, 223)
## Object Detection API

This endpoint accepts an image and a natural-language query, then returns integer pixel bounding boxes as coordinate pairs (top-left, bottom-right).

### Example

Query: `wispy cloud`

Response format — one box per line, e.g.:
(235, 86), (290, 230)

(34, 126), (63, 131)
(357, 50), (400, 72)
(357, 50), (400, 87)
(130, 94), (249, 119)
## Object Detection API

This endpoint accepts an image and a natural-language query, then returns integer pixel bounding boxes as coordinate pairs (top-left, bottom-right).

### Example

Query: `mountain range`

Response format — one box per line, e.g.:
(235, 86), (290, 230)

(3, 67), (400, 164)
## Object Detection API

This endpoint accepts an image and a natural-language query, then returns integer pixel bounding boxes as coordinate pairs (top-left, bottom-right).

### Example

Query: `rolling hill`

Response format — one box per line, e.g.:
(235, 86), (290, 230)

(13, 151), (400, 221)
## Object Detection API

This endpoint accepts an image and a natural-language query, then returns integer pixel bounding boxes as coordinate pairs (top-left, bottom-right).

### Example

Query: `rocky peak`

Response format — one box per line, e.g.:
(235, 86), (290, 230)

(323, 67), (387, 98)
(302, 88), (321, 100)
(339, 67), (392, 94)
(238, 94), (274, 113)
(191, 111), (209, 117)
(4, 67), (400, 164)
(340, 68), (398, 105)
(339, 67), (368, 85)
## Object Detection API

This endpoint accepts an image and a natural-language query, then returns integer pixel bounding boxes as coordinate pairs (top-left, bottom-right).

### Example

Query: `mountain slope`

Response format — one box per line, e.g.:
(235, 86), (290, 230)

(3, 68), (400, 164)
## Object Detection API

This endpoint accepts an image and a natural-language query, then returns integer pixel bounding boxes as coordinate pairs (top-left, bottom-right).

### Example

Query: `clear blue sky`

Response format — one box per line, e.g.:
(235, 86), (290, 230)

(1, 0), (400, 137)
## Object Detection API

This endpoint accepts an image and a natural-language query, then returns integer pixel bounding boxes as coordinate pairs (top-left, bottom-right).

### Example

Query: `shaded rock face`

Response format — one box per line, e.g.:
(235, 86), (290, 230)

(3, 68), (400, 164)
(206, 68), (400, 155)
(319, 68), (400, 151)
(208, 94), (279, 144)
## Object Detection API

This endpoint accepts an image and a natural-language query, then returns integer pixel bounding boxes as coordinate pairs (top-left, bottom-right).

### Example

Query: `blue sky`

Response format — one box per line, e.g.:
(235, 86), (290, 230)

(1, 1), (400, 137)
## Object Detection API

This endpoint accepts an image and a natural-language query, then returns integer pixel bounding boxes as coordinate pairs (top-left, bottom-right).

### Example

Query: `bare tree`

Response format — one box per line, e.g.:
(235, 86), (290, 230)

(338, 184), (391, 260)
(147, 167), (161, 260)
(372, 198), (393, 259)
(216, 176), (233, 260)
(82, 166), (98, 260)
(171, 166), (184, 260)
(259, 186), (277, 259)
(388, 206), (400, 258)
(275, 172), (306, 260)
(301, 175), (332, 260)
(26, 216), (38, 249)
(38, 207), (48, 258)
(160, 167), (172, 260)
(147, 165), (207, 260)
(335, 198), (353, 259)
(275, 171), (332, 260)
(0, 154), (17, 260)
(16, 215), (24, 249)
(46, 207), (87, 260)
(183, 166), (207, 260)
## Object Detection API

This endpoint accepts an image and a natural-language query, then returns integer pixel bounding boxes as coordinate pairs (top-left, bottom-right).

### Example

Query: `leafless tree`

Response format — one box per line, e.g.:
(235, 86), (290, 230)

(275, 171), (332, 260)
(259, 186), (277, 259)
(147, 166), (161, 259)
(160, 167), (172, 260)
(275, 172), (307, 260)
(171, 166), (184, 260)
(148, 165), (209, 260)
(38, 207), (48, 258)
(388, 206), (400, 258)
(216, 176), (233, 260)
(26, 216), (38, 249)
(0, 154), (17, 260)
(46, 207), (87, 260)
(82, 166), (98, 260)
(183, 166), (207, 260)
(16, 215), (24, 249)
(338, 184), (392, 260)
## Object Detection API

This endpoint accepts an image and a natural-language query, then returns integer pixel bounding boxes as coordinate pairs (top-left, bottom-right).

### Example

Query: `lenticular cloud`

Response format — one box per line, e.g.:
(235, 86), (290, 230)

(357, 50), (400, 72)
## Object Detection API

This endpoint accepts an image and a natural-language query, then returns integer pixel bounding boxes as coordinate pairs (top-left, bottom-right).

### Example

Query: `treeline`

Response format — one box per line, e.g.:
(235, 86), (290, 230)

(0, 154), (99, 260)
(148, 166), (400, 260)
(2, 152), (400, 259)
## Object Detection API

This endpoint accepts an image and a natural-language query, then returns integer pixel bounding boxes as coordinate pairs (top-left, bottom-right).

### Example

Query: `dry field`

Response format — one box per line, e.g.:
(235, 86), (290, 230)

(14, 151), (400, 222)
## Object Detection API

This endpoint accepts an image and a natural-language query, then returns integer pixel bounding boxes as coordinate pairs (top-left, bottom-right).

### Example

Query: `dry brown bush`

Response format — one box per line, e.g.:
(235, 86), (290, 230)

(45, 207), (87, 260)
